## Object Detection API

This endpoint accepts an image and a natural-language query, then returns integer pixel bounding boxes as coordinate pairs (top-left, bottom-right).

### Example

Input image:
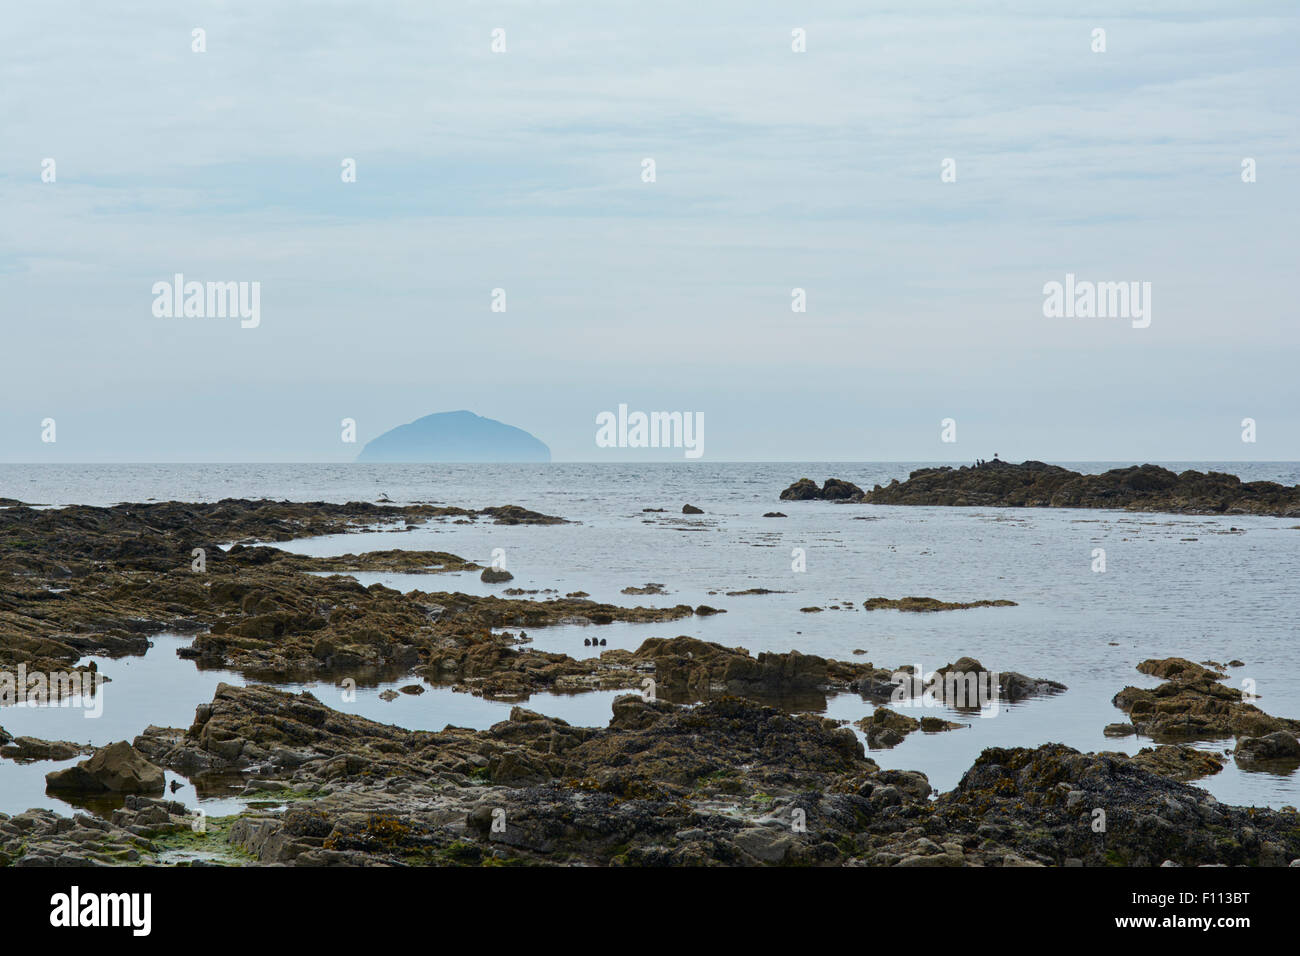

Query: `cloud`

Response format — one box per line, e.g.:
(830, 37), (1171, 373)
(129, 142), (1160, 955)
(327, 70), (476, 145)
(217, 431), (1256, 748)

(0, 1), (1295, 461)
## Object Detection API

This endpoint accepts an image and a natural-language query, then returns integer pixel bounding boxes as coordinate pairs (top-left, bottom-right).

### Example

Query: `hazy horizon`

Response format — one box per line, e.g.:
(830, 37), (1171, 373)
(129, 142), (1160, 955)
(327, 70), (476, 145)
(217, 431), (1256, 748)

(3, 1), (1296, 463)
(4, 456), (1300, 466)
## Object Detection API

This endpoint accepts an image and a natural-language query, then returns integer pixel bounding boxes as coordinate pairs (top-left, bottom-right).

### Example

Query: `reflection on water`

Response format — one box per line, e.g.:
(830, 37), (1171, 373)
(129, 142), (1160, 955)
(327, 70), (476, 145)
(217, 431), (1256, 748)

(4, 461), (1300, 815)
(0, 635), (626, 818)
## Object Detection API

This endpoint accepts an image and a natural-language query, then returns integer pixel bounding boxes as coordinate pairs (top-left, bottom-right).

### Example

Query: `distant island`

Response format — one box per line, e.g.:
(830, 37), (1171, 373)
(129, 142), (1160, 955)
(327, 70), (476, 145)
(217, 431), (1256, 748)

(356, 411), (550, 463)
(780, 460), (1300, 517)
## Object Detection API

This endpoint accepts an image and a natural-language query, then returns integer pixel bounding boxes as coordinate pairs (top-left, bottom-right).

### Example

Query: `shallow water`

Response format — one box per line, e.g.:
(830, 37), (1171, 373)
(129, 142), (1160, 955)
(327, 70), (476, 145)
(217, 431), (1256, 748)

(0, 635), (625, 817)
(2, 462), (1298, 815)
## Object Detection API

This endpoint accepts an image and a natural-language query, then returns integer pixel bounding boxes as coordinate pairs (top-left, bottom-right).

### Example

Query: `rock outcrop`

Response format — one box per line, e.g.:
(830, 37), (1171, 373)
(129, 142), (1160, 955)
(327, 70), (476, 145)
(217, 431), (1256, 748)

(45, 742), (166, 794)
(862, 596), (1017, 612)
(781, 461), (1300, 516)
(779, 478), (865, 501)
(1112, 658), (1300, 742)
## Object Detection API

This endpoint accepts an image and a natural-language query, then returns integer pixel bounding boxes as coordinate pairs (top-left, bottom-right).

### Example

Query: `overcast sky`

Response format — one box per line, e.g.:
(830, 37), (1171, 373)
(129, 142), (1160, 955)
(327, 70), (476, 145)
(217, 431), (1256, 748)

(2, 1), (1296, 462)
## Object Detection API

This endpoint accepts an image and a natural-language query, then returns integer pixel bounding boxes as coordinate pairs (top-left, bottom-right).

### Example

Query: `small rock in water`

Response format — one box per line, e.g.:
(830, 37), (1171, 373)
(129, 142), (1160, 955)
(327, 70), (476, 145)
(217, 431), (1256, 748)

(480, 567), (514, 583)
(45, 741), (166, 794)
(682, 504), (704, 514)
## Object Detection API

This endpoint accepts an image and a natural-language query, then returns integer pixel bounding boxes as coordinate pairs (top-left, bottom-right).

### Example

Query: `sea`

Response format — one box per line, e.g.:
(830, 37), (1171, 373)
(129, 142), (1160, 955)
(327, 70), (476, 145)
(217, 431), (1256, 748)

(2, 462), (1298, 817)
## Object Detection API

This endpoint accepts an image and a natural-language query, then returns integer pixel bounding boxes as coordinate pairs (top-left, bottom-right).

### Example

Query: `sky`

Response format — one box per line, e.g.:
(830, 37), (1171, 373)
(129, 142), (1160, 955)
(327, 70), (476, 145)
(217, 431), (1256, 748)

(1, 0), (1297, 462)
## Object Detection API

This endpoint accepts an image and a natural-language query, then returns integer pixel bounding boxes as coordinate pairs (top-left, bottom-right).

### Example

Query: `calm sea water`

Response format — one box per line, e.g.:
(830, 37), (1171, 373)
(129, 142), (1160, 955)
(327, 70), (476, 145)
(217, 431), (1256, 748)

(2, 462), (1299, 817)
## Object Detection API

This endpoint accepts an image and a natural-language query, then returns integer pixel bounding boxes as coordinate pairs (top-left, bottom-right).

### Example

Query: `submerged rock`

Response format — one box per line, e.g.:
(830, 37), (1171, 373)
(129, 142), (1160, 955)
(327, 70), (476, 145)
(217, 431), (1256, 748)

(621, 583), (666, 595)
(862, 596), (1017, 612)
(853, 708), (963, 749)
(0, 736), (94, 762)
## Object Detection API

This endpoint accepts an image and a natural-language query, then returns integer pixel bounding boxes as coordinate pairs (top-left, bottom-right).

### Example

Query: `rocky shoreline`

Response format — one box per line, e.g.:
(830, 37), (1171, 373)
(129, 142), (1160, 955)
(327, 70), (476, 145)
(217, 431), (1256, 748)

(781, 460), (1300, 516)
(4, 681), (1298, 868)
(3, 497), (1299, 867)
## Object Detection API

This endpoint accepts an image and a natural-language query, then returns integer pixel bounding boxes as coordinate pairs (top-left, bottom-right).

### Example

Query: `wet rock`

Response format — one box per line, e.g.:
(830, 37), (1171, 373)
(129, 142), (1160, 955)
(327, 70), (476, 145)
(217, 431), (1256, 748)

(0, 736), (94, 761)
(778, 479), (821, 501)
(1113, 658), (1300, 742)
(863, 596), (1017, 612)
(681, 504), (704, 515)
(621, 583), (666, 595)
(0, 498), (570, 681)
(480, 567), (514, 583)
(856, 708), (919, 749)
(836, 461), (1300, 517)
(778, 478), (864, 501)
(19, 679), (1300, 868)
(923, 657), (1066, 704)
(733, 827), (795, 863)
(934, 743), (1298, 867)
(609, 694), (675, 730)
(631, 635), (869, 700)
(45, 741), (166, 794)
(1235, 731), (1300, 764)
(1130, 745), (1226, 782)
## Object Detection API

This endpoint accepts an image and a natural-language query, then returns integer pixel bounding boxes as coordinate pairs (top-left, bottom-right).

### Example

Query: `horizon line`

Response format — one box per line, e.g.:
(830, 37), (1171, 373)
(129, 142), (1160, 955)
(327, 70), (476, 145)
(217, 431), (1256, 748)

(3, 459), (1299, 467)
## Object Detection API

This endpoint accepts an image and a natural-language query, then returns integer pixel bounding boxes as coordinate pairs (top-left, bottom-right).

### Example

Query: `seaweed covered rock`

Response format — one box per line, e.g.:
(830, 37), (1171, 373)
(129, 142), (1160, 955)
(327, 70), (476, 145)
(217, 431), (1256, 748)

(1235, 731), (1300, 765)
(630, 635), (869, 701)
(1112, 658), (1300, 742)
(778, 478), (865, 502)
(862, 596), (1017, 612)
(846, 461), (1300, 516)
